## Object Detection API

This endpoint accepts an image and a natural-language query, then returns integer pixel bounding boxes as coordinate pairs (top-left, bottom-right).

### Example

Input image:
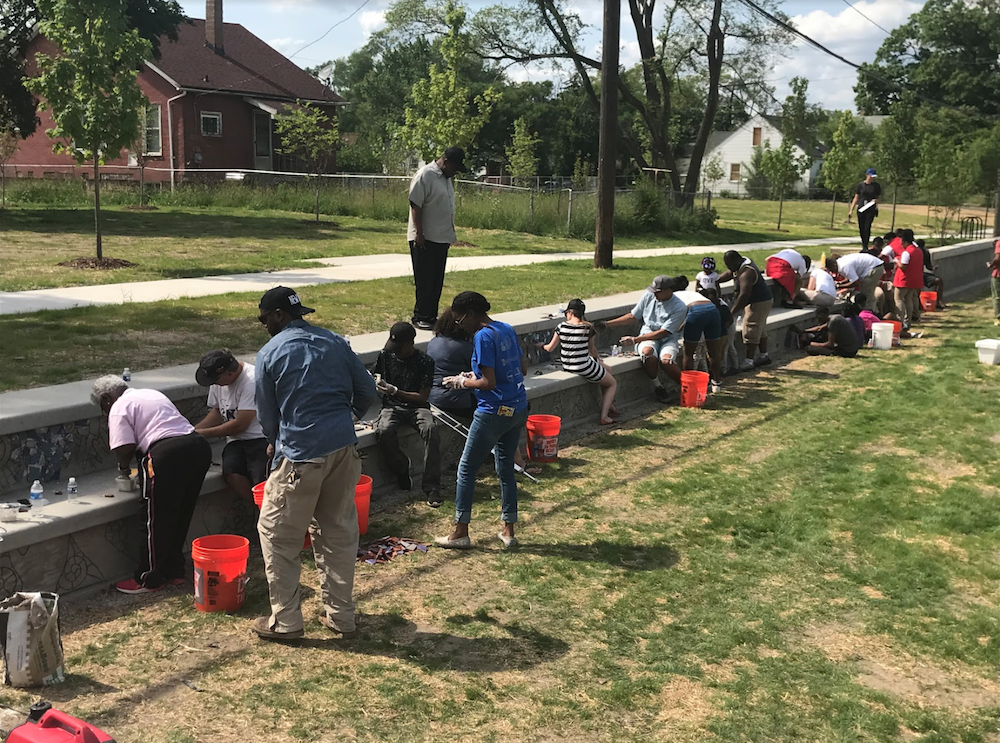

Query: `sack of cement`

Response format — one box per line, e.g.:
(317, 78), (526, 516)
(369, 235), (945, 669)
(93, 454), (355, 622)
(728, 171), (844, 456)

(0, 592), (65, 687)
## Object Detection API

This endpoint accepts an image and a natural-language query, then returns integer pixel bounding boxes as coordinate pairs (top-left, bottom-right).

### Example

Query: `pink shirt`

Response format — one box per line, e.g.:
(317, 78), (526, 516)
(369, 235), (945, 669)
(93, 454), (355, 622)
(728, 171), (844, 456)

(108, 388), (194, 453)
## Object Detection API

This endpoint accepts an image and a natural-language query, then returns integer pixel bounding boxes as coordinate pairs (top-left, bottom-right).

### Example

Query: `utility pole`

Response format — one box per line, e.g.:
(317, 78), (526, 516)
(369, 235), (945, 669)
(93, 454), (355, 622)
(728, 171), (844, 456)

(593, 0), (620, 269)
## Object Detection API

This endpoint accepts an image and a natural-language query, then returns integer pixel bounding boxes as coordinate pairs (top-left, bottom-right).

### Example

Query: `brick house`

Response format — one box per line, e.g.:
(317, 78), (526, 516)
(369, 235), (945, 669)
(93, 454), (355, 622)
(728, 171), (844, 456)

(11, 0), (343, 184)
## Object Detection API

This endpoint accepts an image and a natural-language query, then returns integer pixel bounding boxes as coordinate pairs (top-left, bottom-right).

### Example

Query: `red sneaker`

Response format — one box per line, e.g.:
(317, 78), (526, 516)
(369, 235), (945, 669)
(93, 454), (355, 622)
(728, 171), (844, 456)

(167, 578), (185, 586)
(115, 579), (160, 595)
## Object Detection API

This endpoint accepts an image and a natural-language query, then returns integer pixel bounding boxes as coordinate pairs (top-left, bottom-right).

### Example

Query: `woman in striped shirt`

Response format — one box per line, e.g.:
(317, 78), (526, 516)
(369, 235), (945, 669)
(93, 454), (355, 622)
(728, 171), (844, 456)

(541, 299), (619, 425)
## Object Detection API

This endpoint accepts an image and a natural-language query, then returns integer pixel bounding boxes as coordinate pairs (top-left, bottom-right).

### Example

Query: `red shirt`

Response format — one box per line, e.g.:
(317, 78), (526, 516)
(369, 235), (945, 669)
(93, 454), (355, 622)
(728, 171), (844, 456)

(993, 239), (1000, 279)
(895, 244), (924, 288)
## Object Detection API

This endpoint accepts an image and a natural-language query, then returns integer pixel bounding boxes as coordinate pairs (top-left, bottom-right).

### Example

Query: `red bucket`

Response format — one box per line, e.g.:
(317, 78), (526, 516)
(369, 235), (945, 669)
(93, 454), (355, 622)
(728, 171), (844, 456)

(192, 534), (249, 613)
(888, 320), (903, 345)
(253, 476), (372, 539)
(920, 291), (937, 312)
(526, 414), (561, 463)
(680, 371), (710, 408)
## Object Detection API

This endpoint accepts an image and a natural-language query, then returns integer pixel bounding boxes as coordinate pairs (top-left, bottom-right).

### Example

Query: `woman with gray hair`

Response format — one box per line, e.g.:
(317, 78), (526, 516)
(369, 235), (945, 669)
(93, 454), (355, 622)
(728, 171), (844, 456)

(92, 375), (212, 594)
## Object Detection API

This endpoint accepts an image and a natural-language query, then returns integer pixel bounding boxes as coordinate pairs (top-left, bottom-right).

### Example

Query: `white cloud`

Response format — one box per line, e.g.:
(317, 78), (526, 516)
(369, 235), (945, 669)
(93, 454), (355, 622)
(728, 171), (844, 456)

(268, 37), (308, 55)
(359, 9), (386, 37)
(771, 0), (924, 111)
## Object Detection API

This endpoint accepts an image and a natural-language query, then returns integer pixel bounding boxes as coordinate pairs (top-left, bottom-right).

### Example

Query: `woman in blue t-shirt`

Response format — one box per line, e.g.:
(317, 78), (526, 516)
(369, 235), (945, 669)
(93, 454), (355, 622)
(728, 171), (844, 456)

(438, 291), (528, 549)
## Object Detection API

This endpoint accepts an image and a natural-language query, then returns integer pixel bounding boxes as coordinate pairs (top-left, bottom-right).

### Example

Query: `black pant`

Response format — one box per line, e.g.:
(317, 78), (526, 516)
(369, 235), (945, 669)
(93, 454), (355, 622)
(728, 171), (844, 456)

(858, 206), (877, 250)
(137, 432), (212, 588)
(410, 240), (450, 325)
(375, 406), (441, 491)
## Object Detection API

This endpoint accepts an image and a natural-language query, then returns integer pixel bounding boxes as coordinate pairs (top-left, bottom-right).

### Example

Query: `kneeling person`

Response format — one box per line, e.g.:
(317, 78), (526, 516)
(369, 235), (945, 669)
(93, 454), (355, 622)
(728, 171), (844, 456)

(372, 322), (442, 507)
(805, 307), (862, 358)
(195, 349), (269, 501)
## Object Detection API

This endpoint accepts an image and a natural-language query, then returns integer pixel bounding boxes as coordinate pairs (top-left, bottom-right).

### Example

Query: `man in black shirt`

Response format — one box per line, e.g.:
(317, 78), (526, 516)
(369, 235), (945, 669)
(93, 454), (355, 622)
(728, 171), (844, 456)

(849, 167), (881, 251)
(371, 322), (442, 506)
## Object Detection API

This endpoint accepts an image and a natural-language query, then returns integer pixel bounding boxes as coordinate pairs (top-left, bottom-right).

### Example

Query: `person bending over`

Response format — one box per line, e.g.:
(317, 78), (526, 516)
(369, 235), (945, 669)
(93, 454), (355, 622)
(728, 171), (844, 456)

(804, 306), (862, 358)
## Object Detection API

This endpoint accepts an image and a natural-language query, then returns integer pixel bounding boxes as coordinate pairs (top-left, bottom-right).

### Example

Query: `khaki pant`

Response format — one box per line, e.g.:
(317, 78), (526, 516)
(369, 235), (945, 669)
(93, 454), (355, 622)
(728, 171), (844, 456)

(258, 445), (362, 634)
(893, 287), (920, 328)
(743, 299), (772, 344)
(857, 266), (883, 311)
(800, 289), (835, 307)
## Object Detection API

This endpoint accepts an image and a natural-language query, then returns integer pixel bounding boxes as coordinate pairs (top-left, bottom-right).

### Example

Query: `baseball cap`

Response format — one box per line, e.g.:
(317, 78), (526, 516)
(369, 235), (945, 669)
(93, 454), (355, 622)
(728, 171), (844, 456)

(866, 168), (877, 178)
(558, 298), (586, 315)
(259, 286), (315, 316)
(649, 275), (674, 292)
(384, 321), (417, 352)
(196, 349), (238, 387)
(443, 146), (468, 172)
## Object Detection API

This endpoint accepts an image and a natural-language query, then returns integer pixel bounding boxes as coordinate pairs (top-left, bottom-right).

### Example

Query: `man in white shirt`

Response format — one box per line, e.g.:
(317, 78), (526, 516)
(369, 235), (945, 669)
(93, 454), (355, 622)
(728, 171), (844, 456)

(408, 147), (466, 331)
(796, 265), (837, 307)
(194, 349), (269, 502)
(825, 252), (886, 311)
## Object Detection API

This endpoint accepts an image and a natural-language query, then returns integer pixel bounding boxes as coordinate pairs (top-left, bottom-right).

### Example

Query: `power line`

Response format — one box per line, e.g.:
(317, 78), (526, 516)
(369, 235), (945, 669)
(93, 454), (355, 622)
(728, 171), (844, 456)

(287, 0), (373, 60)
(733, 0), (996, 120)
(837, 0), (893, 36)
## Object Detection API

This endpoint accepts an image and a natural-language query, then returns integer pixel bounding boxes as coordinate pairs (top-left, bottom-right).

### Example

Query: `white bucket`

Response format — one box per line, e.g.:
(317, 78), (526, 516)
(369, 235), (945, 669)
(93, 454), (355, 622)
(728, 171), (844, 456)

(975, 339), (1000, 365)
(871, 322), (893, 350)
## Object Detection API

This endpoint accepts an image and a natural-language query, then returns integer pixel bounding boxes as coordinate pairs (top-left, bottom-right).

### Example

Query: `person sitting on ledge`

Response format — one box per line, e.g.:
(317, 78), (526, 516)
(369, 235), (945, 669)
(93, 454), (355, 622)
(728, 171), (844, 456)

(91, 375), (212, 595)
(601, 275), (688, 404)
(371, 322), (442, 508)
(541, 298), (619, 425)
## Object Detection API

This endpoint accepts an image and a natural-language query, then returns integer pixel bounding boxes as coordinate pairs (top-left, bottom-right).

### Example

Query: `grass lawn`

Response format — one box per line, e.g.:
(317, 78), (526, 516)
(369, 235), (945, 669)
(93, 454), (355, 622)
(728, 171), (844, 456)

(0, 250), (816, 391)
(1, 298), (995, 742)
(0, 197), (944, 292)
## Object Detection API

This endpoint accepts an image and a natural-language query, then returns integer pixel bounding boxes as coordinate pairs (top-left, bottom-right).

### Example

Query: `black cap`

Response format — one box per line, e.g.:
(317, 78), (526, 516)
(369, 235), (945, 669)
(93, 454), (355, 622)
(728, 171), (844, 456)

(559, 298), (586, 315)
(385, 322), (417, 352)
(196, 349), (238, 387)
(259, 286), (315, 316)
(443, 146), (467, 172)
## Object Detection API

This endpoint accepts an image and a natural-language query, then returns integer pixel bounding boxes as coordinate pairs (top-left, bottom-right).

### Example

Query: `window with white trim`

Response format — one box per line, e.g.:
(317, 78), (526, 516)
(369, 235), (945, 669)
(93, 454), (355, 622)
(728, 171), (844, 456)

(201, 112), (222, 137)
(144, 104), (162, 155)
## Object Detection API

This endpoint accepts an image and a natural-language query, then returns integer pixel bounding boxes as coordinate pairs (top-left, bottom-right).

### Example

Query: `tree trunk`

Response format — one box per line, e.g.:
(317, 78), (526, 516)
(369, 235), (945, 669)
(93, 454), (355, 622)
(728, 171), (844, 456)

(993, 143), (1000, 237)
(829, 192), (836, 229)
(139, 164), (145, 207)
(682, 0), (724, 196)
(890, 185), (897, 231)
(594, 0), (620, 269)
(93, 159), (103, 260)
(776, 191), (784, 231)
(1, 164), (5, 209)
(315, 177), (320, 222)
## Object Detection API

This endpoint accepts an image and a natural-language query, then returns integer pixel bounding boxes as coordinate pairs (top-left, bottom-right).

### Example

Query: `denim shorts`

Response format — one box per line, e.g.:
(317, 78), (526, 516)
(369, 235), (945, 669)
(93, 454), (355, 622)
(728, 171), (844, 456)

(682, 302), (722, 342)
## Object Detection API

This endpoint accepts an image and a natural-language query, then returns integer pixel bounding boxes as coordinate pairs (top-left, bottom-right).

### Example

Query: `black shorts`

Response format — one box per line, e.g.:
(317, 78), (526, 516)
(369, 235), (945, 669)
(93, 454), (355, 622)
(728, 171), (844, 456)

(923, 272), (938, 289)
(221, 438), (269, 485)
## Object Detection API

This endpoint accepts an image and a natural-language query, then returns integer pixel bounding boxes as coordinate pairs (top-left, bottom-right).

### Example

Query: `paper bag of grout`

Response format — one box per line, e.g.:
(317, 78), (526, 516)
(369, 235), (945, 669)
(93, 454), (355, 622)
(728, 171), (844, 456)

(0, 592), (65, 687)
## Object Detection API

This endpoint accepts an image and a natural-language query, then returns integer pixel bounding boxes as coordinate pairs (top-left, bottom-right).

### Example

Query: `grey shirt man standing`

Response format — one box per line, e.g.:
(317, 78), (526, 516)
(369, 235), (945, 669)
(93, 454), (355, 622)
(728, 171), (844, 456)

(408, 146), (466, 331)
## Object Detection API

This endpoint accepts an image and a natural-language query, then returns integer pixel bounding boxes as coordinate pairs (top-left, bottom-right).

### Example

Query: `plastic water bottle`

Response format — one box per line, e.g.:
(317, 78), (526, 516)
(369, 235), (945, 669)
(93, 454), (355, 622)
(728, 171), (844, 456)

(122, 367), (131, 382)
(66, 477), (78, 501)
(29, 480), (46, 515)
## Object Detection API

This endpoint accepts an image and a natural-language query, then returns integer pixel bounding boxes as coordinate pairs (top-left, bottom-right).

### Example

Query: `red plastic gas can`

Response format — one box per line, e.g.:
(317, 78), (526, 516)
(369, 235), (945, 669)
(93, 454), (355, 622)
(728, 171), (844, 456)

(7, 702), (115, 743)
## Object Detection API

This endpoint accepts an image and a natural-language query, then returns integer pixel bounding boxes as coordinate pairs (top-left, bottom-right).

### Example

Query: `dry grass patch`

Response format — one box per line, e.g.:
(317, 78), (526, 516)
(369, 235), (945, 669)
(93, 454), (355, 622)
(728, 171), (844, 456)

(800, 622), (999, 709)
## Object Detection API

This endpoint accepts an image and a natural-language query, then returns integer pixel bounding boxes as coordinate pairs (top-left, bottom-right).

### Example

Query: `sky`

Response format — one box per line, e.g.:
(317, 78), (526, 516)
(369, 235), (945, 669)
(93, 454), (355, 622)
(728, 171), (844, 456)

(177, 0), (925, 113)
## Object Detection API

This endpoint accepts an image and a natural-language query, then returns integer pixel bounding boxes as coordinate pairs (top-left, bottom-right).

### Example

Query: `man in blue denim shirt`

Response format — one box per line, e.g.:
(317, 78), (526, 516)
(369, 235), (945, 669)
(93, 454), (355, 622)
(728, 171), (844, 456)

(251, 287), (376, 642)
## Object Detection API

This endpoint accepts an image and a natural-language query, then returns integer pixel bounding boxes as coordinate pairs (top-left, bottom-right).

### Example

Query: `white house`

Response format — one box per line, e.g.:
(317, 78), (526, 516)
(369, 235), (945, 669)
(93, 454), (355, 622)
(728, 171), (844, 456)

(677, 114), (825, 195)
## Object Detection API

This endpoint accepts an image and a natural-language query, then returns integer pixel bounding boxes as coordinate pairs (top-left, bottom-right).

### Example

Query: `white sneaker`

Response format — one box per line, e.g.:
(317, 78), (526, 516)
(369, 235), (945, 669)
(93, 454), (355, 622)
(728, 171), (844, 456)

(710, 379), (722, 393)
(739, 358), (756, 372)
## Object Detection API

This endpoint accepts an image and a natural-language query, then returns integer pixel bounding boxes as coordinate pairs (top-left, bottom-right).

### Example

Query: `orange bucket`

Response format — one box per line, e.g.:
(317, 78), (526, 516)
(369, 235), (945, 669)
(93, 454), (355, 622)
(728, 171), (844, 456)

(526, 414), (561, 462)
(253, 481), (311, 550)
(888, 320), (903, 345)
(920, 291), (937, 312)
(253, 477), (372, 539)
(355, 475), (372, 536)
(192, 534), (249, 613)
(680, 371), (710, 408)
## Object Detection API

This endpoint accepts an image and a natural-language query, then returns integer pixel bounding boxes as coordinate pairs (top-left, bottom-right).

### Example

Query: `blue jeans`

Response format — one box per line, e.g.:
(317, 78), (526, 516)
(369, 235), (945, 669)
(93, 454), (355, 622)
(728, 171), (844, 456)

(454, 407), (528, 524)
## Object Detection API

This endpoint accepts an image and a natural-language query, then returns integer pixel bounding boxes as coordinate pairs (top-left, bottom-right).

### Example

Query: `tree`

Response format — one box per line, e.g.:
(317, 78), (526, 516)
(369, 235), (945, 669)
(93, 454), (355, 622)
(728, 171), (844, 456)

(701, 151), (724, 192)
(918, 133), (971, 243)
(274, 103), (340, 222)
(128, 105), (160, 208)
(780, 77), (818, 153)
(821, 112), (871, 227)
(402, 0), (499, 162)
(742, 146), (768, 199)
(1, 0), (186, 139)
(0, 130), (17, 208)
(854, 0), (1000, 119)
(28, 0), (151, 260)
(505, 116), (538, 186)
(760, 138), (809, 230)
(872, 115), (915, 229)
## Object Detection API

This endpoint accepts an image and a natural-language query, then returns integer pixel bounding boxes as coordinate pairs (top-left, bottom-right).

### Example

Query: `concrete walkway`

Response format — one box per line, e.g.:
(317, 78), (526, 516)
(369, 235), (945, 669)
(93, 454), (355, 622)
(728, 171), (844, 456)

(0, 236), (861, 315)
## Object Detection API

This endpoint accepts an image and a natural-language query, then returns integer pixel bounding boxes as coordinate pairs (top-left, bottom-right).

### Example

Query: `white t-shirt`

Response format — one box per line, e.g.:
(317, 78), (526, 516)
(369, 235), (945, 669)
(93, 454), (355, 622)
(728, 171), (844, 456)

(696, 270), (719, 291)
(207, 363), (265, 441)
(674, 290), (711, 307)
(769, 249), (808, 276)
(406, 161), (457, 245)
(811, 267), (837, 297)
(835, 252), (884, 283)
